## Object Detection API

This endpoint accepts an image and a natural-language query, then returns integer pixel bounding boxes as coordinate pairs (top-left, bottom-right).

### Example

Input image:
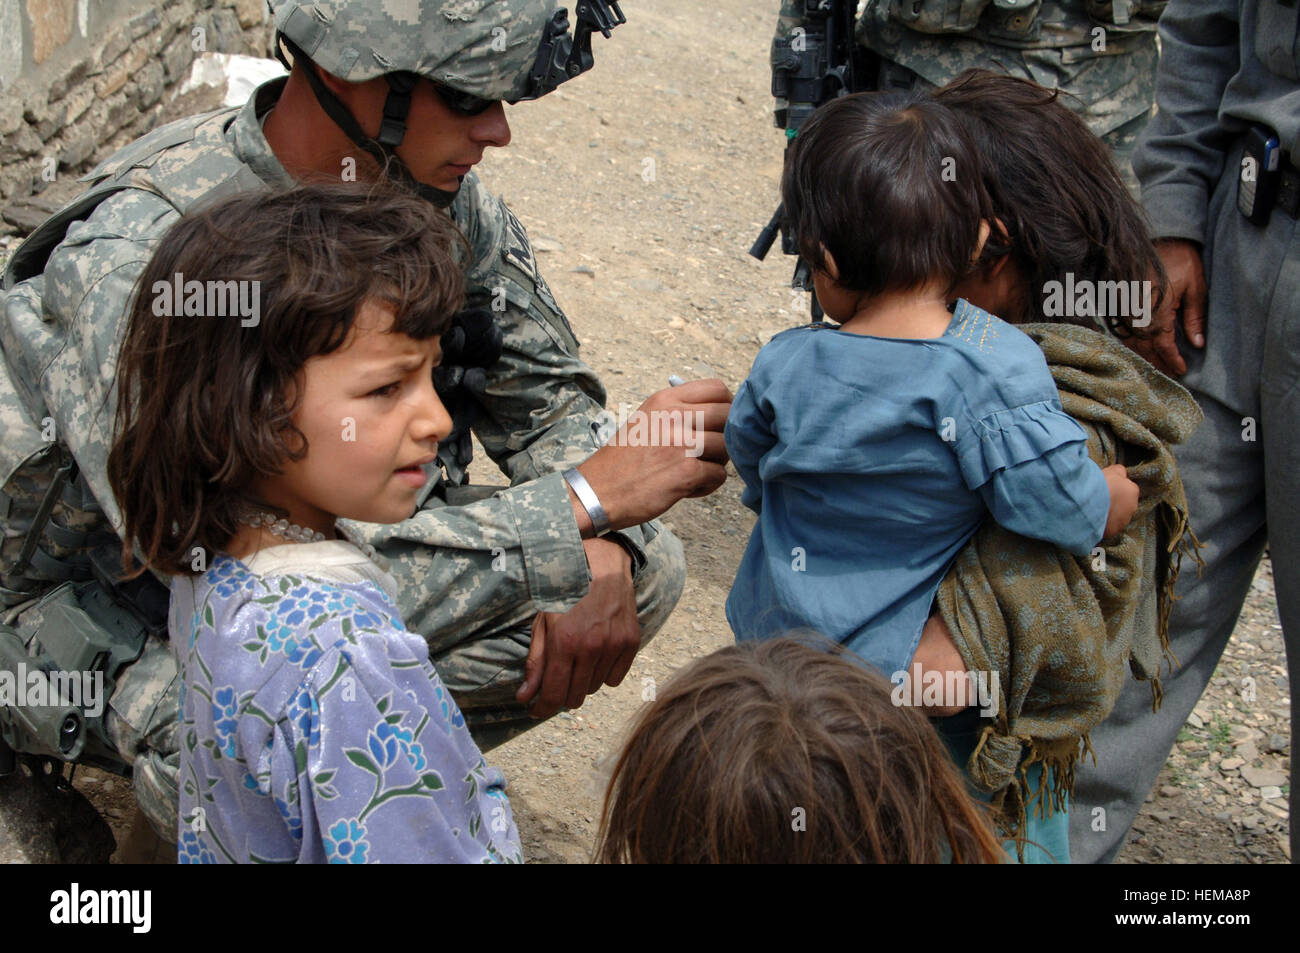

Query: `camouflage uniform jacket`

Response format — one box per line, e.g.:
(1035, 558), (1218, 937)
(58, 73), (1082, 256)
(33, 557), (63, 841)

(775, 0), (1163, 140)
(1, 77), (658, 652)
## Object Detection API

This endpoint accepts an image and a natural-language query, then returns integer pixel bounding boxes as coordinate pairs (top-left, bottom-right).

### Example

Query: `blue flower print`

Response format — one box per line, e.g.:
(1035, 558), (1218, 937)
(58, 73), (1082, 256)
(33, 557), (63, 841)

(366, 721), (427, 773)
(275, 797), (304, 843)
(264, 619), (322, 668)
(433, 683), (465, 732)
(178, 830), (217, 864)
(275, 586), (328, 628)
(355, 611), (381, 631)
(211, 687), (240, 758)
(209, 558), (253, 599)
(323, 819), (369, 864)
(367, 722), (401, 770)
(286, 688), (321, 747)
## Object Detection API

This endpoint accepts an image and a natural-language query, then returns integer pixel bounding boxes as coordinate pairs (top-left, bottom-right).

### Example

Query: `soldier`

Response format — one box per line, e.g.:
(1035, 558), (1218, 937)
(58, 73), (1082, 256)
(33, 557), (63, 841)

(0, 0), (730, 847)
(772, 0), (1165, 183)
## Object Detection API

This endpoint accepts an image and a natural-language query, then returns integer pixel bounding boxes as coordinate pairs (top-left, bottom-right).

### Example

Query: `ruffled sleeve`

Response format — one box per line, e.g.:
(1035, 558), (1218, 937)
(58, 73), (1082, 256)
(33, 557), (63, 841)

(954, 400), (1111, 556)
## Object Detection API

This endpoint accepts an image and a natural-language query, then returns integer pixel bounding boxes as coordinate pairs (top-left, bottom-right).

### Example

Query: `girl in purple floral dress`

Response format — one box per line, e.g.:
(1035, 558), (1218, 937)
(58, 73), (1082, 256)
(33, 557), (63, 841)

(108, 185), (521, 864)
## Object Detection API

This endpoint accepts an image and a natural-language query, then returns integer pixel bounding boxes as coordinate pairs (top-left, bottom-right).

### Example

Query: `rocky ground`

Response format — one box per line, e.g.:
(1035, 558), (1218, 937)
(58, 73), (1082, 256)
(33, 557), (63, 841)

(0, 0), (1289, 864)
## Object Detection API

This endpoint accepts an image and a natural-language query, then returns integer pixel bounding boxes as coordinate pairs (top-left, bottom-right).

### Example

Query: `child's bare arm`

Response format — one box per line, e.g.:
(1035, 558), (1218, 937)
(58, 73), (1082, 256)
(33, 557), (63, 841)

(912, 615), (968, 718)
(1102, 463), (1140, 539)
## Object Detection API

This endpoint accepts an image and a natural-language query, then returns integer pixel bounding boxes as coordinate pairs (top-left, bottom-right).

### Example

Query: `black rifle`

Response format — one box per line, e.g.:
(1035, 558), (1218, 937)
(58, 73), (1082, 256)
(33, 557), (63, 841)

(751, 0), (874, 319)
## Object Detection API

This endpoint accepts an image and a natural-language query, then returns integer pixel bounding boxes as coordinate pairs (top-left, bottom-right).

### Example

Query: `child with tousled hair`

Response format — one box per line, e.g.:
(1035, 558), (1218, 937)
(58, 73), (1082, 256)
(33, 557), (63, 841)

(108, 184), (521, 863)
(595, 637), (1005, 863)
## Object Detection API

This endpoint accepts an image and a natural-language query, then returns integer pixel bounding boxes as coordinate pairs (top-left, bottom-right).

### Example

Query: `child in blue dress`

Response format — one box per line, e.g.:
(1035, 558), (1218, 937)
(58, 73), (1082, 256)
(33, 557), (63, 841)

(727, 90), (1140, 682)
(107, 185), (522, 863)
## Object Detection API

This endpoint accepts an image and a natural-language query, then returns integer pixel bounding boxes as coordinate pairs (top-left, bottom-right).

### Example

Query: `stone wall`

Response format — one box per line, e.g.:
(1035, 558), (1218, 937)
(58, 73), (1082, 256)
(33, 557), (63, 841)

(0, 0), (273, 210)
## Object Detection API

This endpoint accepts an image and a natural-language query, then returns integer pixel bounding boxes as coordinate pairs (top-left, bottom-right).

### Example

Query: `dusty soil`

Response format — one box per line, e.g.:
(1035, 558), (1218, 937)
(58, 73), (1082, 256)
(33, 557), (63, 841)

(0, 0), (1289, 864)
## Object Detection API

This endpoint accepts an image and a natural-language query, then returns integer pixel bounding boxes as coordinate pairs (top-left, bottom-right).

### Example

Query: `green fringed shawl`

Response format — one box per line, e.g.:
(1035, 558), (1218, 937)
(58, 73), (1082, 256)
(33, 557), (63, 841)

(935, 324), (1204, 841)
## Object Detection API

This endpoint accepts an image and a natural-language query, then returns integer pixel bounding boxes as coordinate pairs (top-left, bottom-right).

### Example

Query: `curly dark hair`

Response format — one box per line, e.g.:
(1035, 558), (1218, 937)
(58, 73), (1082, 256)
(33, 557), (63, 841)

(108, 183), (467, 578)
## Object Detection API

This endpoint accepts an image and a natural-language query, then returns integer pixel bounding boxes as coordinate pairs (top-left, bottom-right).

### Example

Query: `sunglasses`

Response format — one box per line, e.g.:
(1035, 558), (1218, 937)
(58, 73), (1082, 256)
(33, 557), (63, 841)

(433, 83), (498, 117)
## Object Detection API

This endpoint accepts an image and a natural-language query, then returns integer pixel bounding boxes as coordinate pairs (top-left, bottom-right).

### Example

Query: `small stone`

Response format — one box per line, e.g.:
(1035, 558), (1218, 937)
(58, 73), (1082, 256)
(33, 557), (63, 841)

(131, 60), (165, 110)
(667, 316), (686, 330)
(532, 236), (564, 253)
(100, 29), (133, 72)
(1260, 785), (1284, 800)
(1, 200), (52, 233)
(1186, 711), (1204, 729)
(1149, 809), (1175, 823)
(48, 58), (89, 103)
(1219, 757), (1244, 772)
(235, 0), (269, 28)
(162, 33), (195, 83)
(128, 7), (161, 40)
(570, 265), (596, 277)
(1235, 740), (1259, 763)
(0, 123), (42, 163)
(1265, 733), (1289, 754)
(1214, 811), (1233, 823)
(1241, 765), (1288, 789)
(1159, 785), (1180, 798)
(0, 98), (24, 137)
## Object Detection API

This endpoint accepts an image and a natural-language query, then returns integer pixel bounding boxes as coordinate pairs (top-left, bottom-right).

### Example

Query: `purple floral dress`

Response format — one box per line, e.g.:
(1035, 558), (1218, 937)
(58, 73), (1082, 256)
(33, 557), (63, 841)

(170, 552), (522, 864)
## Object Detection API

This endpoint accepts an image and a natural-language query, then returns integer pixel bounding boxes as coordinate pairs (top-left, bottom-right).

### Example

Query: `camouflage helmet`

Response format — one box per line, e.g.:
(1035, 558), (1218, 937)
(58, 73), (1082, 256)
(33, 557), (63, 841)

(272, 0), (622, 104)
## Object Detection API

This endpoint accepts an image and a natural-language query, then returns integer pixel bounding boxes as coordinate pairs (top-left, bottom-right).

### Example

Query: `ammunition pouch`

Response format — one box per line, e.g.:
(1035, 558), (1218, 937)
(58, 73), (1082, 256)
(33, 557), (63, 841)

(889, 0), (993, 34)
(0, 545), (166, 776)
(888, 0), (1046, 39)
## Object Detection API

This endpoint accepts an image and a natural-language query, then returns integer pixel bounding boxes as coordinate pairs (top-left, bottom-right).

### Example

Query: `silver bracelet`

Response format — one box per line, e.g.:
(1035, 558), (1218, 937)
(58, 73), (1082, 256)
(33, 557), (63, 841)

(562, 468), (611, 537)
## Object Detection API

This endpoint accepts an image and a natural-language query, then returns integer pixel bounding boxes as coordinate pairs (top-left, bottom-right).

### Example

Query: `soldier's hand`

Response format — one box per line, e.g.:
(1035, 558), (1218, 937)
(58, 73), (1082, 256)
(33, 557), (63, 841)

(515, 538), (639, 718)
(1126, 239), (1206, 377)
(575, 379), (732, 530)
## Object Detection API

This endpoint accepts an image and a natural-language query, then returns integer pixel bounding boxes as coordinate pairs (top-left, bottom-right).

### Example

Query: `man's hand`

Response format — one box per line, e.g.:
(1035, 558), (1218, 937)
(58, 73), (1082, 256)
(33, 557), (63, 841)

(515, 538), (639, 718)
(912, 614), (969, 718)
(1126, 239), (1207, 377)
(575, 379), (732, 531)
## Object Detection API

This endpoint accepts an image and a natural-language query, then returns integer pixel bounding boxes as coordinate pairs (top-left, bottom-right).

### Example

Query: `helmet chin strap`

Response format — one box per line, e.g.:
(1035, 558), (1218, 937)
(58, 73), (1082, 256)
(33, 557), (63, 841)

(277, 35), (461, 209)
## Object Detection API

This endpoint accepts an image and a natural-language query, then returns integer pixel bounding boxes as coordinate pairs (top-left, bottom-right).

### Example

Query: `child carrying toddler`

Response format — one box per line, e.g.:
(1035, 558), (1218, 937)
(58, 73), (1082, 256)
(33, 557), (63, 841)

(726, 90), (1140, 685)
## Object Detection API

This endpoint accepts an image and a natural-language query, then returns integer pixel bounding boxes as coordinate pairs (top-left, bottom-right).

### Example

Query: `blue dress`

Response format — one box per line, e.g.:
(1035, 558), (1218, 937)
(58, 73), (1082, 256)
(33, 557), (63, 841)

(725, 299), (1111, 680)
(170, 547), (523, 864)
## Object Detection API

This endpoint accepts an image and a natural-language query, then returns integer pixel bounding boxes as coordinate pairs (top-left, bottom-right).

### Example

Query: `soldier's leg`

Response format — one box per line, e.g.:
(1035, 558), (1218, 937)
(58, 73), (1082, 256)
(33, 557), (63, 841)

(1069, 394), (1267, 862)
(436, 525), (686, 751)
(1260, 228), (1300, 858)
(102, 636), (181, 840)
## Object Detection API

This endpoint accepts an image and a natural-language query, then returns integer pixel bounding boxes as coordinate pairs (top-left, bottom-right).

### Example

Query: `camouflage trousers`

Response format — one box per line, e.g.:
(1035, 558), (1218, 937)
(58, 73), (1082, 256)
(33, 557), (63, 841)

(95, 524), (686, 839)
